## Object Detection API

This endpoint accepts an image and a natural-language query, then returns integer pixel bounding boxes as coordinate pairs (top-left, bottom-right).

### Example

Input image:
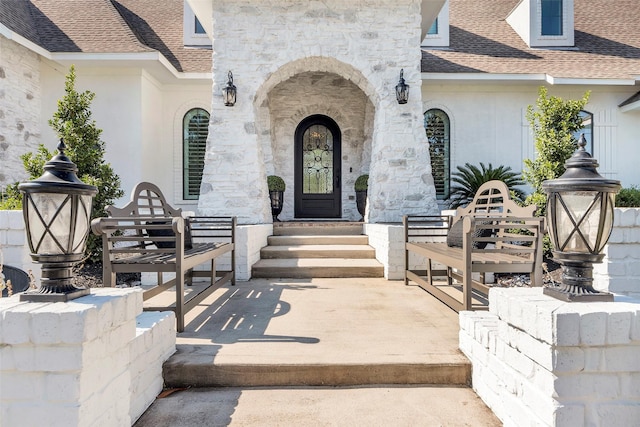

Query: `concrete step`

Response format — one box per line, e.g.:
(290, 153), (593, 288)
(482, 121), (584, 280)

(260, 244), (375, 259)
(252, 258), (384, 278)
(267, 234), (369, 246)
(274, 222), (363, 236)
(164, 346), (470, 387)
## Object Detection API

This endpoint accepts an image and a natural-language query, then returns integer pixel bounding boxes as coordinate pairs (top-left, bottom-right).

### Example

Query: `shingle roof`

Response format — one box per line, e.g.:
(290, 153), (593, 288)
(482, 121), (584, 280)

(112, 0), (211, 73)
(0, 0), (41, 46)
(31, 0), (150, 54)
(3, 0), (638, 79)
(0, 0), (211, 73)
(421, 0), (640, 80)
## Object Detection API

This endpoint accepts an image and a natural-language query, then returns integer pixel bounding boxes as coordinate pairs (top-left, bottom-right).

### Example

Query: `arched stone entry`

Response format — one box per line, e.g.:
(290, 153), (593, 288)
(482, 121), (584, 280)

(257, 66), (374, 221)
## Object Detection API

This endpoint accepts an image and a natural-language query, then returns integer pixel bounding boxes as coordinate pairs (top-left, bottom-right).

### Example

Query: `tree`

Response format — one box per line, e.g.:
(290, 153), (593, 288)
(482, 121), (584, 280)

(14, 66), (124, 261)
(523, 87), (590, 216)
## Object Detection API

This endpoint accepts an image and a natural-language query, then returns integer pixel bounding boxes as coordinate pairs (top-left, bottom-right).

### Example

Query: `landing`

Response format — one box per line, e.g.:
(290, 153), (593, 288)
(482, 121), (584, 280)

(165, 278), (469, 386)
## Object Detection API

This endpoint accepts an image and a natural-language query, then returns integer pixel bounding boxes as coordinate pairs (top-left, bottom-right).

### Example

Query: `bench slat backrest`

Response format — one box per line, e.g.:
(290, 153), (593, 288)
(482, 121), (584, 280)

(107, 182), (182, 218)
(452, 180), (535, 221)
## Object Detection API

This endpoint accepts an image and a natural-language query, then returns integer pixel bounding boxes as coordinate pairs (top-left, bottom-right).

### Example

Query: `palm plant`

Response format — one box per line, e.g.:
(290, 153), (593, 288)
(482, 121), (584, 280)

(448, 162), (525, 209)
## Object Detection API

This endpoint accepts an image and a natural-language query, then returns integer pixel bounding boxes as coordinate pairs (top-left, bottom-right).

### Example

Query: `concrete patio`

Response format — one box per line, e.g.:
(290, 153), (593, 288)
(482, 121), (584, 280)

(134, 277), (501, 426)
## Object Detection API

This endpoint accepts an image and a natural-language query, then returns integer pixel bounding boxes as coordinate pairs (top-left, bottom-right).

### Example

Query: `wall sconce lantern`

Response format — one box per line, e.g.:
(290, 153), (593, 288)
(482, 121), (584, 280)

(222, 70), (237, 107)
(542, 135), (621, 302)
(395, 69), (409, 104)
(18, 140), (98, 302)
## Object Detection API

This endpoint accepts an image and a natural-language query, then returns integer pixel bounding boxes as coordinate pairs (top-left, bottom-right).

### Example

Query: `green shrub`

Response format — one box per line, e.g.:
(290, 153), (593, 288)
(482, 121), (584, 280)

(448, 162), (525, 209)
(354, 174), (369, 191)
(267, 175), (286, 191)
(0, 185), (22, 210)
(616, 186), (640, 207)
(523, 87), (590, 216)
(522, 87), (590, 258)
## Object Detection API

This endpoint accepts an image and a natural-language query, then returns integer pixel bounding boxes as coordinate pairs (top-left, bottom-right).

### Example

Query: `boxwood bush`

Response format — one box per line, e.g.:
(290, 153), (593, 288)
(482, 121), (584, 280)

(616, 186), (640, 207)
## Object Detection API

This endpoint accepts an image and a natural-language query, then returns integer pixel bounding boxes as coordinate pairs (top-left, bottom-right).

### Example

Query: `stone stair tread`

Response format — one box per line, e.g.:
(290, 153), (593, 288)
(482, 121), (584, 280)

(262, 244), (375, 251)
(274, 224), (363, 236)
(268, 235), (369, 245)
(261, 245), (375, 259)
(253, 258), (383, 267)
(252, 258), (384, 278)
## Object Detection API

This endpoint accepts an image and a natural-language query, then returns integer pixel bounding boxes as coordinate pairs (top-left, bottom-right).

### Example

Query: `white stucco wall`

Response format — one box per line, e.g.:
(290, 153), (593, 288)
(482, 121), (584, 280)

(421, 83), (640, 191)
(38, 63), (212, 211)
(0, 35), (41, 189)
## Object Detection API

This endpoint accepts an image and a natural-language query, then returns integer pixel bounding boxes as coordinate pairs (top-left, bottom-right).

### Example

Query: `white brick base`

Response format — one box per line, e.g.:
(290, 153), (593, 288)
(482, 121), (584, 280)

(364, 223), (404, 280)
(460, 287), (640, 427)
(0, 288), (176, 426)
(594, 208), (640, 298)
(0, 210), (41, 282)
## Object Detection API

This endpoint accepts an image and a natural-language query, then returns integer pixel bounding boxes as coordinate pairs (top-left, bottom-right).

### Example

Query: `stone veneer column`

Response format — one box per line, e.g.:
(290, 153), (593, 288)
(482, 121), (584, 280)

(0, 36), (42, 189)
(197, 75), (272, 224)
(367, 77), (438, 222)
(197, 0), (438, 223)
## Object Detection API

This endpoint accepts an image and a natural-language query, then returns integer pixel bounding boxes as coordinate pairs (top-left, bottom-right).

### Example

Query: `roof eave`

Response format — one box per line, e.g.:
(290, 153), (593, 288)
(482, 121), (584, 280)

(49, 52), (212, 83)
(422, 72), (638, 86)
(0, 23), (52, 59)
(620, 100), (640, 113)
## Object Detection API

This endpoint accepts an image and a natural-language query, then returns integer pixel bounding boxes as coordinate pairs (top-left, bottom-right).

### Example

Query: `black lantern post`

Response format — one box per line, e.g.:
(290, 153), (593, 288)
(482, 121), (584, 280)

(222, 71), (237, 107)
(18, 140), (98, 302)
(542, 135), (621, 302)
(395, 69), (409, 104)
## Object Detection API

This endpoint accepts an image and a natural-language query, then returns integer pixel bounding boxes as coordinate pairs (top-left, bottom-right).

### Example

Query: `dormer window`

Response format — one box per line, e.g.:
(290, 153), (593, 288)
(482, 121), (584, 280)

(422, 1), (449, 48)
(183, 1), (211, 47)
(541, 0), (563, 36)
(507, 0), (574, 47)
(194, 17), (206, 35)
(427, 19), (438, 36)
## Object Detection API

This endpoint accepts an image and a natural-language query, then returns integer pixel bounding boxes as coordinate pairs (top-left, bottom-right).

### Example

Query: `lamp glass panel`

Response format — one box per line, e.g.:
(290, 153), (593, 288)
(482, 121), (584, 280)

(557, 191), (600, 253)
(28, 192), (72, 254)
(396, 85), (408, 103)
(223, 87), (236, 105)
(72, 195), (93, 253)
(597, 193), (615, 252)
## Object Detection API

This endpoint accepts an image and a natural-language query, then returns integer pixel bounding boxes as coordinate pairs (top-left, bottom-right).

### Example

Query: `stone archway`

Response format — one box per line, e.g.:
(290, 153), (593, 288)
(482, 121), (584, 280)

(254, 61), (375, 221)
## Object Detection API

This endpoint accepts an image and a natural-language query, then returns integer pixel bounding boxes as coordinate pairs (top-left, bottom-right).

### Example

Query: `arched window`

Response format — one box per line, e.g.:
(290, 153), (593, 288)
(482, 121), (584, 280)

(573, 110), (593, 154)
(424, 109), (451, 200)
(183, 108), (209, 200)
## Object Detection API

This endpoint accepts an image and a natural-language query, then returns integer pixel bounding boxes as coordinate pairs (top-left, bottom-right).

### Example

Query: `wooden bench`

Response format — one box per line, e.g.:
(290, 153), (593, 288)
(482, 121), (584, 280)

(91, 182), (236, 332)
(404, 180), (544, 312)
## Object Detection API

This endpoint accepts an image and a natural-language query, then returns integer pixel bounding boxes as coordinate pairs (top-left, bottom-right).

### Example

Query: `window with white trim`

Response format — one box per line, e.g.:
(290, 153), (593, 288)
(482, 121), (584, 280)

(183, 108), (209, 200)
(424, 109), (451, 200)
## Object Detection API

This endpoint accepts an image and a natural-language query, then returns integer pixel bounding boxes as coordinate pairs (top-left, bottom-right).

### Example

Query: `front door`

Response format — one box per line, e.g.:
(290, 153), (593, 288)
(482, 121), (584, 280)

(294, 115), (341, 218)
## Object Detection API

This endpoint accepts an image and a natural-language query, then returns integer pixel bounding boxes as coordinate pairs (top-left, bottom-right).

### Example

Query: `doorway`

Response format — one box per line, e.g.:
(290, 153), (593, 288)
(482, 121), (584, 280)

(294, 115), (342, 218)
